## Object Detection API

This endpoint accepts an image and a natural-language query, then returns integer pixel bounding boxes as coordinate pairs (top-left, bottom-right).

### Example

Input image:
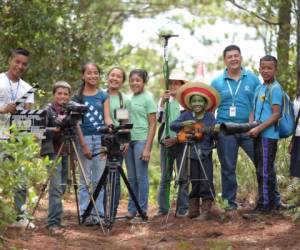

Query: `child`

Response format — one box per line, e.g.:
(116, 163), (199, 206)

(155, 69), (189, 218)
(125, 69), (156, 222)
(106, 66), (128, 216)
(41, 81), (91, 233)
(73, 62), (113, 225)
(170, 82), (220, 219)
(246, 55), (283, 216)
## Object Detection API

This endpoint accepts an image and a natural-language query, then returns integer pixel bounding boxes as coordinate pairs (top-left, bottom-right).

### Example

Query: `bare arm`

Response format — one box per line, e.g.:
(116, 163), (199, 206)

(103, 98), (113, 126)
(248, 105), (280, 138)
(141, 113), (157, 161)
(75, 123), (92, 159)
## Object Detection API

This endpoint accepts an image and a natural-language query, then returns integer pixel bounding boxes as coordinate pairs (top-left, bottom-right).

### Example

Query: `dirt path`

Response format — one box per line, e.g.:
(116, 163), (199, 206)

(2, 196), (300, 250)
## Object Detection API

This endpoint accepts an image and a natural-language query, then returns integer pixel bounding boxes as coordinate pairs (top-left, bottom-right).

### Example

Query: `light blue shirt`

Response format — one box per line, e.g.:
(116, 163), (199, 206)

(211, 68), (261, 123)
(253, 81), (282, 139)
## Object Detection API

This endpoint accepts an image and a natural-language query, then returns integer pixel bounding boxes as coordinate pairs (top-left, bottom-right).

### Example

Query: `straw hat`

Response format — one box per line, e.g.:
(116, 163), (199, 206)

(169, 69), (187, 82)
(176, 82), (220, 112)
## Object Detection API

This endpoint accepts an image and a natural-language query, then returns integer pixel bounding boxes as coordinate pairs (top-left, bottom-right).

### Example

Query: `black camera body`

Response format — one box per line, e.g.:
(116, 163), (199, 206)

(99, 123), (133, 161)
(57, 101), (88, 129)
(220, 121), (260, 135)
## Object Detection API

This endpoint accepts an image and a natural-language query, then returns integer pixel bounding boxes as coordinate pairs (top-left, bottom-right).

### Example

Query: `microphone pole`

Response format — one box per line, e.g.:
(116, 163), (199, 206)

(160, 34), (178, 213)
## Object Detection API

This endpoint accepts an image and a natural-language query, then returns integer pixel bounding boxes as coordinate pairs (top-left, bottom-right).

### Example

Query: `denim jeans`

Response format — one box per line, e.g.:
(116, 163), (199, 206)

(217, 133), (281, 209)
(157, 144), (188, 215)
(125, 140), (149, 215)
(78, 135), (106, 219)
(47, 154), (68, 227)
(14, 186), (27, 219)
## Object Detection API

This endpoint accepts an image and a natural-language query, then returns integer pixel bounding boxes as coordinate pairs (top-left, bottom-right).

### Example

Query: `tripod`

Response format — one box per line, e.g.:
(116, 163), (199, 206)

(174, 139), (215, 217)
(27, 127), (106, 233)
(81, 143), (147, 232)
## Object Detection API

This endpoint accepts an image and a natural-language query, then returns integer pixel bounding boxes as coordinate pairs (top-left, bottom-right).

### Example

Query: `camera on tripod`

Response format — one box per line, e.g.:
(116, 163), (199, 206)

(55, 101), (88, 129)
(98, 107), (132, 159)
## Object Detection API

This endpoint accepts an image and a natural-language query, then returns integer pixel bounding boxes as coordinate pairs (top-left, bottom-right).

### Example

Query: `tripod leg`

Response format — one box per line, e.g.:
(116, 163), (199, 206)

(70, 154), (80, 224)
(118, 165), (147, 220)
(173, 142), (189, 218)
(193, 144), (215, 200)
(26, 142), (65, 230)
(71, 140), (106, 233)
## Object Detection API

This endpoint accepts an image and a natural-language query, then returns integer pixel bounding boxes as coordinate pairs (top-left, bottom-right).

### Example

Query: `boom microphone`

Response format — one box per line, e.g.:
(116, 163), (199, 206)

(160, 34), (179, 39)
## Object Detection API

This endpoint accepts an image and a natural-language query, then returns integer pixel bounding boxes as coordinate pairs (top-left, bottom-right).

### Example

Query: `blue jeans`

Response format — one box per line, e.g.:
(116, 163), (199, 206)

(217, 133), (281, 209)
(78, 135), (106, 219)
(47, 154), (68, 227)
(125, 140), (149, 215)
(157, 144), (188, 214)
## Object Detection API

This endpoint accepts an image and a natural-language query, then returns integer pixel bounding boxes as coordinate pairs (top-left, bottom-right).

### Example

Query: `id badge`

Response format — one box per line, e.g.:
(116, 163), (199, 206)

(229, 106), (236, 117)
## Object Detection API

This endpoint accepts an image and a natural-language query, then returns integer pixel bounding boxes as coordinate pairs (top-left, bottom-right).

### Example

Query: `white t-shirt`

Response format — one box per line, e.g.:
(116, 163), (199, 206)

(0, 72), (34, 139)
(293, 98), (300, 136)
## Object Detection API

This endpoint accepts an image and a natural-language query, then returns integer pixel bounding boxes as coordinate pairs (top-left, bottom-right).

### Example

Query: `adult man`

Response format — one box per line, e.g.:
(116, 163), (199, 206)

(211, 45), (261, 212)
(0, 48), (34, 226)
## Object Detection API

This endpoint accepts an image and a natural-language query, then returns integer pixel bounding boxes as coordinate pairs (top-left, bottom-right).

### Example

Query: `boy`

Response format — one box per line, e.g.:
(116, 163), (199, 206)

(155, 69), (189, 218)
(41, 81), (91, 233)
(170, 82), (220, 219)
(246, 55), (283, 216)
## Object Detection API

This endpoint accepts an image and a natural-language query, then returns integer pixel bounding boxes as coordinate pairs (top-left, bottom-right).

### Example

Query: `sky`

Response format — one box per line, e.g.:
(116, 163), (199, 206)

(121, 9), (265, 83)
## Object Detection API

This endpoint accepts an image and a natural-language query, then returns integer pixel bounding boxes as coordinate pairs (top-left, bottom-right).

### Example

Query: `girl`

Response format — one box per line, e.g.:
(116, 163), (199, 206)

(73, 62), (113, 225)
(106, 66), (127, 216)
(125, 69), (156, 222)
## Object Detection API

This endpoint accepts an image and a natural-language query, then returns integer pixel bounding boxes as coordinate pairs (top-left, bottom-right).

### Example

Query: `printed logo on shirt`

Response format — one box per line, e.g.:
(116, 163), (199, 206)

(84, 101), (103, 129)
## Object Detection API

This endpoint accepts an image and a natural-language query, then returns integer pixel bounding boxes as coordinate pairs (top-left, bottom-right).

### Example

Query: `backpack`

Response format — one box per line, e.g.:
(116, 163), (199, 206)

(269, 84), (295, 138)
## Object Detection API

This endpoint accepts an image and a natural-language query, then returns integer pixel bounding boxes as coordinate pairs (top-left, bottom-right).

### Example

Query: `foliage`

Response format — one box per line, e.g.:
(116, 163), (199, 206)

(0, 126), (48, 229)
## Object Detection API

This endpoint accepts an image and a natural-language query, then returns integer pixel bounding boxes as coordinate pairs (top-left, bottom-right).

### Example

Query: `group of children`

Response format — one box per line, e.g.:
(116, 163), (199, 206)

(45, 51), (300, 233)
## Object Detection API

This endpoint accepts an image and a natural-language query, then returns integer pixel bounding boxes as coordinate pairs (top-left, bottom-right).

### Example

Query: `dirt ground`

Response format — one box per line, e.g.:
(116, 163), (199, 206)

(2, 195), (300, 250)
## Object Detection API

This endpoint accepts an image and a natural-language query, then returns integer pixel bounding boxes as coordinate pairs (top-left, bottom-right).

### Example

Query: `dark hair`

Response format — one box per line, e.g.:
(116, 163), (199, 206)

(129, 69), (149, 83)
(223, 45), (241, 58)
(75, 62), (101, 103)
(107, 66), (126, 83)
(259, 55), (278, 67)
(10, 48), (30, 58)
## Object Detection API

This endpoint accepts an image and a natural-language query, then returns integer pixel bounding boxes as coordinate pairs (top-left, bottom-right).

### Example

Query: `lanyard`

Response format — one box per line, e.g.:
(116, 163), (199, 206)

(6, 73), (20, 101)
(226, 79), (242, 106)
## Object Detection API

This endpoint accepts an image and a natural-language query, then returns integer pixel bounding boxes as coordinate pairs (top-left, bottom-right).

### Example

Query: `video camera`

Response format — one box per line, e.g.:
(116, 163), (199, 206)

(56, 101), (88, 128)
(97, 107), (132, 160)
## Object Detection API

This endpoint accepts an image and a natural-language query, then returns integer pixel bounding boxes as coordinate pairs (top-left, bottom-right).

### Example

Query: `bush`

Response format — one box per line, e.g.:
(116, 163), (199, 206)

(0, 126), (49, 229)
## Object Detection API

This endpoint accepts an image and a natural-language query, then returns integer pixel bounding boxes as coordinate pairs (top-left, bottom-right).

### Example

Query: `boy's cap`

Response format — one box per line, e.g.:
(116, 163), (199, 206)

(176, 82), (220, 112)
(169, 69), (187, 82)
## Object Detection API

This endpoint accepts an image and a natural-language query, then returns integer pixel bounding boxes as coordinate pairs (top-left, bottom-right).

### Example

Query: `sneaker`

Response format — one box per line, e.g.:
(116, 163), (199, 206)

(242, 206), (270, 219)
(125, 213), (136, 220)
(11, 218), (35, 229)
(153, 211), (168, 218)
(195, 211), (210, 221)
(274, 202), (296, 211)
(81, 216), (94, 226)
(130, 216), (148, 224)
(48, 225), (64, 235)
(175, 212), (187, 218)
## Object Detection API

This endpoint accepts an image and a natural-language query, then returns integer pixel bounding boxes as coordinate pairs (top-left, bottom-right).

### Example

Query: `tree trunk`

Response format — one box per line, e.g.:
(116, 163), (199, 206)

(276, 0), (292, 88)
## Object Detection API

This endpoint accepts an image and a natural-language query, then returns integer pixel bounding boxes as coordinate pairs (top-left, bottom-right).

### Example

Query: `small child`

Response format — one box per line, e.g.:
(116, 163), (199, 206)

(170, 82), (220, 219)
(246, 55), (283, 216)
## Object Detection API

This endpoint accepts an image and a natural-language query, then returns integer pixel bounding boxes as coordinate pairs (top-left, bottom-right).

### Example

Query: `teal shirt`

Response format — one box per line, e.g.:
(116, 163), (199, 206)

(162, 98), (181, 138)
(127, 91), (156, 140)
(211, 68), (261, 123)
(254, 81), (282, 139)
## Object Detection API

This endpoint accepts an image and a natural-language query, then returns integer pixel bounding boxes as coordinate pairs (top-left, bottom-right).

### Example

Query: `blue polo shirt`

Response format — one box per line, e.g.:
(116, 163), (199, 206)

(253, 81), (282, 139)
(211, 68), (261, 123)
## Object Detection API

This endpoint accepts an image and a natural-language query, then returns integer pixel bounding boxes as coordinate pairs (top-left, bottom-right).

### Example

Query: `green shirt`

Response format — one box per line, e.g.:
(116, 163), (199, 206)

(163, 99), (181, 138)
(127, 91), (156, 140)
(109, 93), (128, 126)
